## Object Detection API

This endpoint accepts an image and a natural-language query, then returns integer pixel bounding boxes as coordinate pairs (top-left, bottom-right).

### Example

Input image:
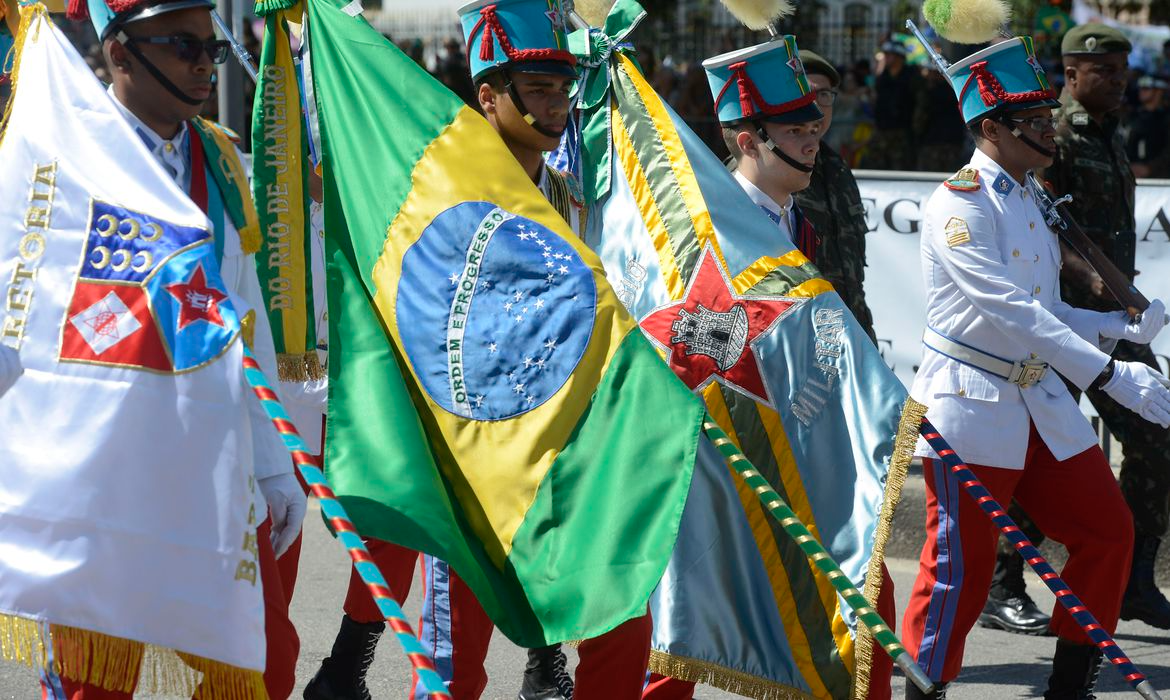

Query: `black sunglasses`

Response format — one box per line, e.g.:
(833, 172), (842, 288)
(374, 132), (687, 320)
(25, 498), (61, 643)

(124, 34), (230, 65)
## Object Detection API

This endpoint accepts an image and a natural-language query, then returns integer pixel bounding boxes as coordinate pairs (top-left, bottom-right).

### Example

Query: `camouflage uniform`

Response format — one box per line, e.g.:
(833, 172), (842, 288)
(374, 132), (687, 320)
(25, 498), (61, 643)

(794, 144), (877, 343)
(1049, 92), (1170, 539)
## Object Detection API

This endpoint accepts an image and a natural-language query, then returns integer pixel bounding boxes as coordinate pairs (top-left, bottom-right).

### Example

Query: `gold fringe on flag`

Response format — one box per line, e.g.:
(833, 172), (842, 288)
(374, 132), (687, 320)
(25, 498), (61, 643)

(0, 614), (267, 700)
(277, 351), (325, 382)
(851, 397), (928, 700)
(648, 649), (815, 700)
(0, 1), (41, 143)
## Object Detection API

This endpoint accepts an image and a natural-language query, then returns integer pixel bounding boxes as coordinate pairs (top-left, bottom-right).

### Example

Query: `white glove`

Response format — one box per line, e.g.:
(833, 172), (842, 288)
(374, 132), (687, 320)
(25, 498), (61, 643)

(258, 472), (307, 557)
(1102, 360), (1170, 428)
(1099, 299), (1167, 345)
(0, 345), (23, 398)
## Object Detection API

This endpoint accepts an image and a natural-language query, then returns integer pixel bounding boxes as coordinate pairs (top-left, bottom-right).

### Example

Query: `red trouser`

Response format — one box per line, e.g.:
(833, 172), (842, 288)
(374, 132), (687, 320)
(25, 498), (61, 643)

(40, 516), (301, 700)
(342, 537), (419, 621)
(409, 558), (653, 700)
(642, 563), (897, 700)
(903, 425), (1133, 683)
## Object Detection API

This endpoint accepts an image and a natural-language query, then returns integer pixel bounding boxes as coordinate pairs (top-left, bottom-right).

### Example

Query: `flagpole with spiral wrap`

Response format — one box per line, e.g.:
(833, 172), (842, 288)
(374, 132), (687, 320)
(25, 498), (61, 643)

(241, 345), (453, 699)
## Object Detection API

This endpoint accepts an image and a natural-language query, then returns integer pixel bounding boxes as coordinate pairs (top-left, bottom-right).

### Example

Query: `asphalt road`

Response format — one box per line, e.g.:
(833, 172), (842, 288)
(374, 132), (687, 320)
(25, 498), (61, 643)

(2, 500), (1167, 699)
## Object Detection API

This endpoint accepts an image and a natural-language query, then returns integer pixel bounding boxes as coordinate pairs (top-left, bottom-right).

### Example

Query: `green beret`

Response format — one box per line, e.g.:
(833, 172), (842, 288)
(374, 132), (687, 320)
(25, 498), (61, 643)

(798, 49), (840, 88)
(1062, 23), (1132, 55)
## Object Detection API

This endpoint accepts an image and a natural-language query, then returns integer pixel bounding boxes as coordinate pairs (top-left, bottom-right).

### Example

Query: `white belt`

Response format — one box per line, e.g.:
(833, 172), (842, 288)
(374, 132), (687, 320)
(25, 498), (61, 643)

(923, 328), (1049, 388)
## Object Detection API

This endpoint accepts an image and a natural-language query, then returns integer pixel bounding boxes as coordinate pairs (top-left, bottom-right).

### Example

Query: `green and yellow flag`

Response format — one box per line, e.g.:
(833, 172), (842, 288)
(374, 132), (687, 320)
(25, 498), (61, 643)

(251, 3), (320, 381)
(305, 0), (703, 645)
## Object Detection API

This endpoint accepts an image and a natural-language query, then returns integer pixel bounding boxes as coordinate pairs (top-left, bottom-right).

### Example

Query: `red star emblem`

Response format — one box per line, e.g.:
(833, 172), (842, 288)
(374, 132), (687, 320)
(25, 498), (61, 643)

(165, 262), (228, 330)
(639, 246), (802, 406)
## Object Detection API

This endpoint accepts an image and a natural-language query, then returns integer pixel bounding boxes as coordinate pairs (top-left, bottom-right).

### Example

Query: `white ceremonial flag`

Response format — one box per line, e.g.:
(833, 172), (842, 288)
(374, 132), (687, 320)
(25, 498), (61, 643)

(0, 6), (266, 693)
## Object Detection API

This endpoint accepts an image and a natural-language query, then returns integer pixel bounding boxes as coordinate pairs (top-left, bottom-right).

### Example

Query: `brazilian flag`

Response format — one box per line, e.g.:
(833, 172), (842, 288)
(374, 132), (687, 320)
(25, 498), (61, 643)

(305, 0), (703, 645)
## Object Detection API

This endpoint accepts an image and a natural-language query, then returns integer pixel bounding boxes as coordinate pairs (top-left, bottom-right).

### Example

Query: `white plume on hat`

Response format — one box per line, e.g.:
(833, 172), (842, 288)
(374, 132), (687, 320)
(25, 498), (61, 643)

(922, 0), (1011, 45)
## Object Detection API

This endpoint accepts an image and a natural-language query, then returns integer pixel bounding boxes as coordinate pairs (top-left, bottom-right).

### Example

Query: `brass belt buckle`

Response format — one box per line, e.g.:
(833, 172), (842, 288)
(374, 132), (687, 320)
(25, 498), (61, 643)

(1009, 360), (1048, 388)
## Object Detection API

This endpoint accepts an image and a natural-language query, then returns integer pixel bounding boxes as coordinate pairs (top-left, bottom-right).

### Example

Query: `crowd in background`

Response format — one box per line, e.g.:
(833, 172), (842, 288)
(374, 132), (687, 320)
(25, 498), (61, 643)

(46, 18), (1170, 180)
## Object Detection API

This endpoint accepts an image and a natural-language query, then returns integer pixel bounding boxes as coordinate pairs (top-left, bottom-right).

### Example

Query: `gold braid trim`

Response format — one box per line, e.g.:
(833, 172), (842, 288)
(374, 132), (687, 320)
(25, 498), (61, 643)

(0, 614), (267, 700)
(543, 166), (574, 224)
(277, 351), (325, 382)
(851, 397), (928, 700)
(648, 650), (816, 700)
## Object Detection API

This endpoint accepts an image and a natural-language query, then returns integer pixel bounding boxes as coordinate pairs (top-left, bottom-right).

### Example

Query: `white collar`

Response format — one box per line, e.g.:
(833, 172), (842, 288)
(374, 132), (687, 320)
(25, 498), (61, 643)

(734, 170), (793, 217)
(970, 147), (1032, 199)
(108, 85), (188, 153)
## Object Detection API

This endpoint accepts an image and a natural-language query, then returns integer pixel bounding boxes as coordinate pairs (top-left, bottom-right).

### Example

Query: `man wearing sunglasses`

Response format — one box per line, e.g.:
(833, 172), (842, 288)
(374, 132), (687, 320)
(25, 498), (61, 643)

(50, 0), (308, 698)
(793, 49), (878, 345)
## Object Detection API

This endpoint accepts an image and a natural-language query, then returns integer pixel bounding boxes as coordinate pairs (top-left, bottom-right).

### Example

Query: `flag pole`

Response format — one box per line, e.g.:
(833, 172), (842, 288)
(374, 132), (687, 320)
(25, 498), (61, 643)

(240, 345), (453, 699)
(919, 418), (1163, 700)
(702, 417), (935, 694)
(212, 8), (258, 82)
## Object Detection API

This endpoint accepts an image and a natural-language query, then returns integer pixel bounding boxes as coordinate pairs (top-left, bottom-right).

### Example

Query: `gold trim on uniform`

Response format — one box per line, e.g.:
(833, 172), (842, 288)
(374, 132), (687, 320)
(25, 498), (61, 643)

(945, 217), (972, 247)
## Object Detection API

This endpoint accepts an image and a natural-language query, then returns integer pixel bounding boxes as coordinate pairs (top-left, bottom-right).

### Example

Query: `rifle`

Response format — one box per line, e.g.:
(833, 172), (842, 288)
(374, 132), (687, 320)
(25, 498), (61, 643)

(905, 19), (1154, 321)
(1029, 175), (1149, 319)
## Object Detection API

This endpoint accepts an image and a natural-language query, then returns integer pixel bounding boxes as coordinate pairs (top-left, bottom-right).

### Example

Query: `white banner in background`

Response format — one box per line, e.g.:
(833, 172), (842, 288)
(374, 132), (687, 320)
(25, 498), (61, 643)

(857, 171), (1170, 391)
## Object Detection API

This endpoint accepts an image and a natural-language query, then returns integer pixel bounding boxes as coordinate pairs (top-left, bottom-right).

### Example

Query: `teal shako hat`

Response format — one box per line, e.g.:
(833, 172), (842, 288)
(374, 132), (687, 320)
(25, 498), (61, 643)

(70, 0), (213, 42)
(459, 0), (576, 83)
(947, 36), (1058, 124)
(702, 35), (822, 125)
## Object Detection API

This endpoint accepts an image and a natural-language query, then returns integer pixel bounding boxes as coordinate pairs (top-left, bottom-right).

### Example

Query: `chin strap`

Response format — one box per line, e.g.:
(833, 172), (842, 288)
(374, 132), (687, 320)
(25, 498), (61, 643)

(998, 116), (1055, 158)
(754, 123), (813, 173)
(503, 69), (563, 140)
(117, 32), (205, 107)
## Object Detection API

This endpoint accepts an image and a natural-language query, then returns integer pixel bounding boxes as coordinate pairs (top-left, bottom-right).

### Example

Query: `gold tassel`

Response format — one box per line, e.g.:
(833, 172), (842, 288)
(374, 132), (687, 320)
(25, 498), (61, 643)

(648, 650), (815, 700)
(851, 397), (928, 700)
(277, 352), (326, 382)
(0, 615), (267, 700)
(0, 2), (43, 143)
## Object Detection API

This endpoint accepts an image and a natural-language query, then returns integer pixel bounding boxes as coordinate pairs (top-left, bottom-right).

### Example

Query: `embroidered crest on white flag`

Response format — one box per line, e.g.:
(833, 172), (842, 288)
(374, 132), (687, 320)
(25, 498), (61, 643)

(0, 5), (265, 688)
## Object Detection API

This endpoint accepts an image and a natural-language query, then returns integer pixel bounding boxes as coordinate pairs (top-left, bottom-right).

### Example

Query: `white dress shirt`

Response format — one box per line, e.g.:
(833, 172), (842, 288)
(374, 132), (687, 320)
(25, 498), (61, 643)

(734, 170), (795, 245)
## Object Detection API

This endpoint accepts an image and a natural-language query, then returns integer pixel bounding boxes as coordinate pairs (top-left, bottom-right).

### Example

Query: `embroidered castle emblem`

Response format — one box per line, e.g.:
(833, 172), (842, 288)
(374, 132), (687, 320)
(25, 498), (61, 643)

(670, 303), (750, 372)
(639, 244), (804, 407)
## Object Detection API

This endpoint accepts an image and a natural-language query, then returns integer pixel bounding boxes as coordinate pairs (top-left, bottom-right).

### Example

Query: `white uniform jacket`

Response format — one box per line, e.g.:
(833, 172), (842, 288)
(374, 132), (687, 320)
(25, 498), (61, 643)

(912, 148), (1115, 469)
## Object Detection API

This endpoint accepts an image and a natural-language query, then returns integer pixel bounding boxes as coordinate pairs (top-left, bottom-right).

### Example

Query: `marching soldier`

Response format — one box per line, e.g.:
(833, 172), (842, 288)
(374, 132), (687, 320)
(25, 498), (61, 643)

(310, 2), (645, 699)
(1051, 22), (1170, 631)
(987, 23), (1170, 635)
(794, 49), (879, 343)
(705, 34), (822, 260)
(902, 31), (1170, 699)
(640, 36), (897, 700)
(53, 0), (308, 696)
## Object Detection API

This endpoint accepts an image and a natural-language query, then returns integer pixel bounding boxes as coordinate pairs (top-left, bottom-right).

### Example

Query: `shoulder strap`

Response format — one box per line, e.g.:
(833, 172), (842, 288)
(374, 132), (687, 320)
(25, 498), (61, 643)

(190, 118), (261, 254)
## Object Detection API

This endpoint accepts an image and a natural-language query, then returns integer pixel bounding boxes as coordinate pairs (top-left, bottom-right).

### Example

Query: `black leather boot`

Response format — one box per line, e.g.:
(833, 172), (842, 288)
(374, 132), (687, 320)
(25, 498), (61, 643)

(979, 550), (1051, 635)
(1120, 534), (1170, 630)
(905, 680), (948, 699)
(304, 616), (385, 700)
(517, 644), (573, 700)
(1044, 638), (1103, 699)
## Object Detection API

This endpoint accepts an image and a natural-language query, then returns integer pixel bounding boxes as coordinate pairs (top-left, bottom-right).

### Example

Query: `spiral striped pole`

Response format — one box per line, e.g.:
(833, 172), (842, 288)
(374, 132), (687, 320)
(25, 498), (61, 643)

(920, 417), (1162, 700)
(241, 347), (452, 698)
(702, 418), (935, 694)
